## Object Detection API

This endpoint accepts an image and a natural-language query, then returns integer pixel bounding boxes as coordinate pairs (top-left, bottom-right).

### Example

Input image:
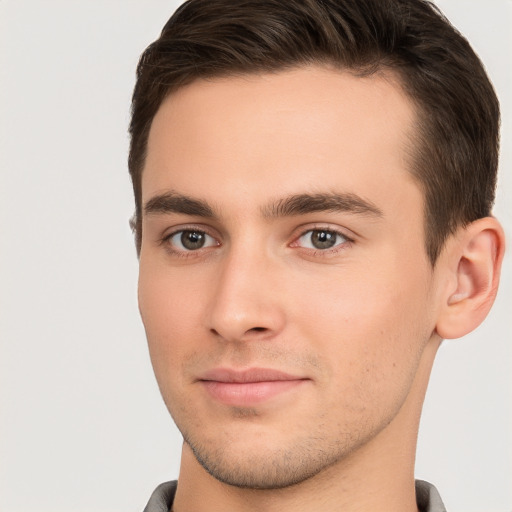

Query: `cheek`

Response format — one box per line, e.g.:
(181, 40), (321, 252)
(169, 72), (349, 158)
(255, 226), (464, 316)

(138, 263), (203, 380)
(289, 262), (433, 401)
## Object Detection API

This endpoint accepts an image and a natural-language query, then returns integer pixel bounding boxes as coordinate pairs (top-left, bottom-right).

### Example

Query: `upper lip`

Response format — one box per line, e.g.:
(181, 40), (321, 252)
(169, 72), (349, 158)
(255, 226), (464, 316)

(199, 368), (306, 383)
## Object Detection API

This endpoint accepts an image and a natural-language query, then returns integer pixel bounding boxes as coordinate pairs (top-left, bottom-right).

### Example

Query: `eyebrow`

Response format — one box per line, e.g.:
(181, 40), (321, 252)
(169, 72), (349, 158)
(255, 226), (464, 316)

(143, 191), (383, 219)
(144, 191), (215, 218)
(262, 193), (383, 218)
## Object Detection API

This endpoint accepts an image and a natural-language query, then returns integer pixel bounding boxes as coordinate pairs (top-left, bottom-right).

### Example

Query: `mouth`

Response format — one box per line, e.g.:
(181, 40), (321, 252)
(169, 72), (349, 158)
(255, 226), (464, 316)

(198, 368), (310, 406)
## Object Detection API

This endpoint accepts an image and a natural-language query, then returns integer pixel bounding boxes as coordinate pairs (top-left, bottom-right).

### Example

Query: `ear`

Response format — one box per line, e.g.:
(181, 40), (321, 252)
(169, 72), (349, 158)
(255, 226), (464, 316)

(435, 217), (505, 340)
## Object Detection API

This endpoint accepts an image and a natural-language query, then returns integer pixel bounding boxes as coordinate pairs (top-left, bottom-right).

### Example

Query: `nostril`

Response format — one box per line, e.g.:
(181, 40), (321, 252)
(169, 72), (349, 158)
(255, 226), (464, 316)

(209, 325), (268, 341)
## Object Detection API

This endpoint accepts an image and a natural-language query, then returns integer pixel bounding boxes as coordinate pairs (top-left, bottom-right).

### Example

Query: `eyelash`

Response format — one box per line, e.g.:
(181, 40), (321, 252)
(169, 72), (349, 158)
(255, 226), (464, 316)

(290, 226), (354, 256)
(159, 225), (354, 258)
(159, 225), (219, 258)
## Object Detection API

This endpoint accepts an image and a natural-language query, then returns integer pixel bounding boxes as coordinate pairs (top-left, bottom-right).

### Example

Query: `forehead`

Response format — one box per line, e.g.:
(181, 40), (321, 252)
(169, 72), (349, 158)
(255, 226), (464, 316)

(143, 65), (419, 214)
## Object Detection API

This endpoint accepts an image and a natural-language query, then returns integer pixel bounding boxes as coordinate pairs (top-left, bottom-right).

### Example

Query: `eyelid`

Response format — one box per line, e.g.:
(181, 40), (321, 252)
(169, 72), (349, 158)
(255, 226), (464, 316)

(291, 223), (355, 242)
(159, 224), (221, 254)
(289, 224), (355, 253)
(171, 231), (218, 250)
(160, 222), (219, 240)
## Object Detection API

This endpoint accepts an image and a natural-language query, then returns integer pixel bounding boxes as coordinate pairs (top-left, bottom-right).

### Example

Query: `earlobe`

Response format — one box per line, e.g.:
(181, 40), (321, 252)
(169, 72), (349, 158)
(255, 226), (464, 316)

(435, 217), (505, 340)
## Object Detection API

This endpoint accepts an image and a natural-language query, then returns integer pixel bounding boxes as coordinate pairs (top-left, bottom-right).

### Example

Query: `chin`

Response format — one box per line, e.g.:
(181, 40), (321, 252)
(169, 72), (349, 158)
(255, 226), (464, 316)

(182, 428), (355, 490)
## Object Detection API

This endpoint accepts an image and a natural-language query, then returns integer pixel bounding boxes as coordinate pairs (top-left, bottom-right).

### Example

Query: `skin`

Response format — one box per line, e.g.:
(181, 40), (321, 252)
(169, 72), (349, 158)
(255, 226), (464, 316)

(137, 66), (504, 512)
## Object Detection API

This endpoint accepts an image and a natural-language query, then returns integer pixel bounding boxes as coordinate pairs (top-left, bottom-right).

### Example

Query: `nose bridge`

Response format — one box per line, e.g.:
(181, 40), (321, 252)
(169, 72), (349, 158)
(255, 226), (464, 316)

(206, 237), (285, 342)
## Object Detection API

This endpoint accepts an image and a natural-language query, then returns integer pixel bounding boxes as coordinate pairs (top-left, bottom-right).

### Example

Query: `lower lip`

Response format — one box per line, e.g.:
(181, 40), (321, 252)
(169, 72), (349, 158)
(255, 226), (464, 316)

(201, 380), (306, 406)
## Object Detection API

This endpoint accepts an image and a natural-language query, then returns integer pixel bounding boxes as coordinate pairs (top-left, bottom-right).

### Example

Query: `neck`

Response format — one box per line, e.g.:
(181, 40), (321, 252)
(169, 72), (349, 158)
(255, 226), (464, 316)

(173, 337), (441, 512)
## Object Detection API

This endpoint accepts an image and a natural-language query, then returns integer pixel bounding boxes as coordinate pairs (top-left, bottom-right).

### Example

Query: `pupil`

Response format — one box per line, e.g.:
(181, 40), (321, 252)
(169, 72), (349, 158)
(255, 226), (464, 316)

(181, 231), (205, 250)
(311, 230), (336, 249)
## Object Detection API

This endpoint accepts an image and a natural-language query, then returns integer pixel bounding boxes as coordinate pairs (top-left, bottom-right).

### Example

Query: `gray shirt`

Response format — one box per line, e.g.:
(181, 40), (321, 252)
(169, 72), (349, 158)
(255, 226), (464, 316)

(143, 479), (447, 512)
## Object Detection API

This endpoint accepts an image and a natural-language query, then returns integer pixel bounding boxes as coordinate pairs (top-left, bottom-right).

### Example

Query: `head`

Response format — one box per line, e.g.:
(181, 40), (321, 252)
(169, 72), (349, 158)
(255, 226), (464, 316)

(129, 0), (504, 494)
(129, 0), (500, 265)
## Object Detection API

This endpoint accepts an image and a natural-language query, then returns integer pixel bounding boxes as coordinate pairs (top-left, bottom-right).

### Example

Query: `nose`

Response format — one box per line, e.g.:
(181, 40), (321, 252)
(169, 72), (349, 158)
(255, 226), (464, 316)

(205, 246), (286, 343)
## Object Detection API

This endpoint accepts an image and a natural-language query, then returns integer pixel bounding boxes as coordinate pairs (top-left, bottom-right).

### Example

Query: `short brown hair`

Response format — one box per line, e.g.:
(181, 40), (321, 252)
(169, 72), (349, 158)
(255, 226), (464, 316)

(129, 0), (500, 263)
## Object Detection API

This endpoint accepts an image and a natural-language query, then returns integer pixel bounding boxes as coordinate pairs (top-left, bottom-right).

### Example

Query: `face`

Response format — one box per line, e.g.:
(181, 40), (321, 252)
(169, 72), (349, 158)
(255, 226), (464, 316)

(138, 66), (441, 489)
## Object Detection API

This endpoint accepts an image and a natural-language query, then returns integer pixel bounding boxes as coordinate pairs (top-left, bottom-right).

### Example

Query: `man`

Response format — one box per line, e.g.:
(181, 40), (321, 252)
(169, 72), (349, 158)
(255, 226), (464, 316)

(128, 0), (505, 510)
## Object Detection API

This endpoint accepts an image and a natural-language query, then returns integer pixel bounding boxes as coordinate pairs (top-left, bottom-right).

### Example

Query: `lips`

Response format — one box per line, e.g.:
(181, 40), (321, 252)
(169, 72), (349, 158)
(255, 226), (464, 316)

(198, 368), (309, 406)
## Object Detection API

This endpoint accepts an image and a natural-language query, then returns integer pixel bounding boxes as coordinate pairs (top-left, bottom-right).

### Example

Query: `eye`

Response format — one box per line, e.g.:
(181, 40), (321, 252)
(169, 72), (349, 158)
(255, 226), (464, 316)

(167, 230), (218, 251)
(297, 229), (348, 250)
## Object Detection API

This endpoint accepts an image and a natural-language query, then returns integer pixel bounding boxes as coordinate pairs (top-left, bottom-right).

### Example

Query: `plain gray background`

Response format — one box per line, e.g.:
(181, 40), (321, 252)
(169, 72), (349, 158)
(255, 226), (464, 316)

(0, 1), (510, 511)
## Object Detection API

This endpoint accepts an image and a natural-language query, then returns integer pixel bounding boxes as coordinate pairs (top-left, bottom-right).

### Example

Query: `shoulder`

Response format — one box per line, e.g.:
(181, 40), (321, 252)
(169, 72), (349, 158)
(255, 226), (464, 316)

(416, 480), (447, 512)
(143, 481), (177, 512)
